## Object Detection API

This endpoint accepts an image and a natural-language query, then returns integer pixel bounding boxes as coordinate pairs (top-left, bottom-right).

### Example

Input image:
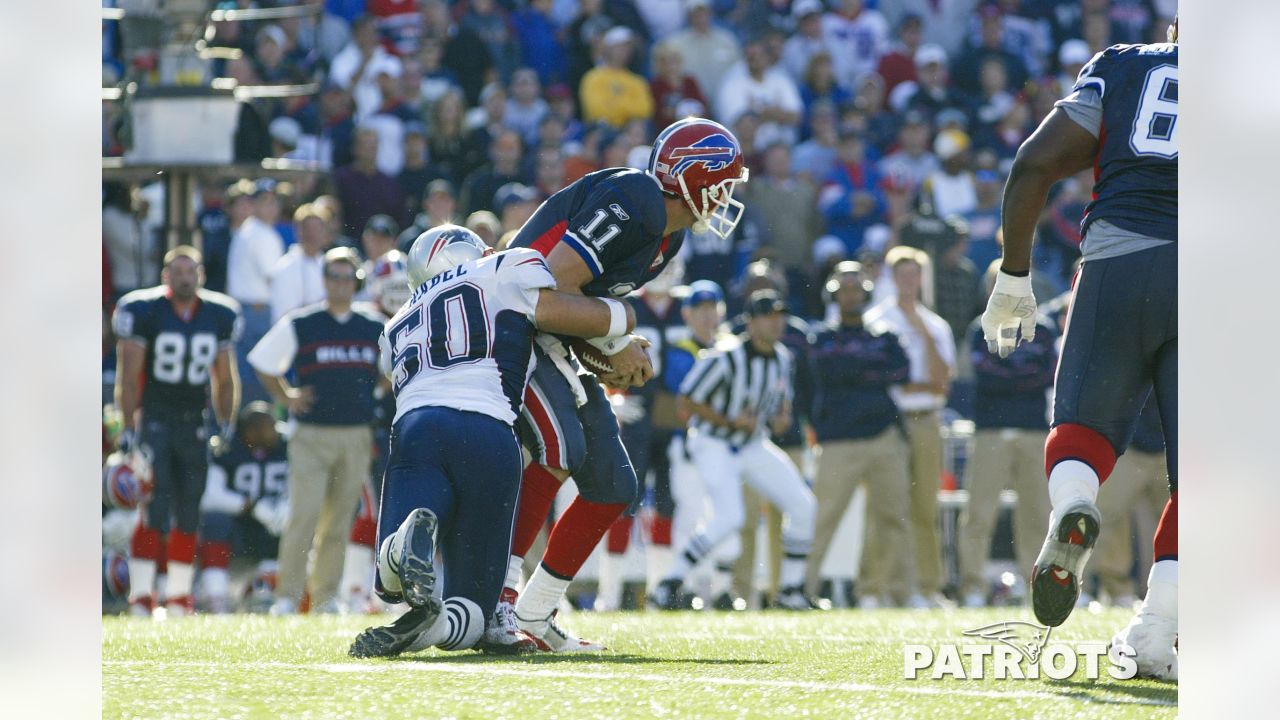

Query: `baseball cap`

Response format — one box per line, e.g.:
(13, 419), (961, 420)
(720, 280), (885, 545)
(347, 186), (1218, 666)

(934, 128), (971, 160)
(812, 235), (848, 265)
(1059, 39), (1093, 67)
(792, 0), (824, 19)
(268, 116), (301, 147)
(495, 183), (539, 210)
(425, 179), (455, 197)
(744, 289), (787, 317)
(914, 44), (948, 68)
(684, 280), (725, 308)
(935, 107), (969, 130)
(364, 214), (399, 236)
(257, 24), (287, 49)
(602, 26), (635, 47)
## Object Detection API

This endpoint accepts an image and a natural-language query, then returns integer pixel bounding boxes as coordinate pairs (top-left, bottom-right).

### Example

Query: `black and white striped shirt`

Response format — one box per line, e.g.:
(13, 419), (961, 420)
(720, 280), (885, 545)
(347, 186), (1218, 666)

(678, 335), (794, 448)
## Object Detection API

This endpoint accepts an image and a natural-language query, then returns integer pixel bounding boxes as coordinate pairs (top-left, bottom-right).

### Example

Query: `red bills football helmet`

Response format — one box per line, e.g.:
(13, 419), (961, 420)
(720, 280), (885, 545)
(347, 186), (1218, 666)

(102, 450), (153, 510)
(649, 118), (750, 239)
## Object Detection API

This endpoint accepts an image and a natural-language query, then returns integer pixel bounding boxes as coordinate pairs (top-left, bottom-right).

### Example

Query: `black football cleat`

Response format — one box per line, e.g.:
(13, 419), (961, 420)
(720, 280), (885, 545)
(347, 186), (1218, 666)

(711, 592), (745, 611)
(1030, 501), (1101, 627)
(398, 508), (439, 610)
(648, 578), (694, 611)
(349, 603), (441, 658)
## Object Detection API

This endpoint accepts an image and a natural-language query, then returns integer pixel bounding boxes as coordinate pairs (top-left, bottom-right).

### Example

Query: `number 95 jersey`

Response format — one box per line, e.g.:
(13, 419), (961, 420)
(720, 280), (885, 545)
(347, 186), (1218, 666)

(1066, 42), (1178, 242)
(380, 247), (556, 426)
(112, 287), (242, 414)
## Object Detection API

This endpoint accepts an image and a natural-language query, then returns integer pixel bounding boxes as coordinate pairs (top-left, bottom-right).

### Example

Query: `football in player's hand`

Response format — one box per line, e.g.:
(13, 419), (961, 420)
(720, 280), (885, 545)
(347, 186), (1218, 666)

(569, 338), (615, 376)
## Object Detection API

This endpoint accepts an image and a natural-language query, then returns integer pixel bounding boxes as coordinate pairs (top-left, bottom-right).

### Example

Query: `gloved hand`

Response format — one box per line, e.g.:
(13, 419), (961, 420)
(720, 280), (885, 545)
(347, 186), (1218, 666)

(209, 423), (236, 457)
(981, 270), (1038, 358)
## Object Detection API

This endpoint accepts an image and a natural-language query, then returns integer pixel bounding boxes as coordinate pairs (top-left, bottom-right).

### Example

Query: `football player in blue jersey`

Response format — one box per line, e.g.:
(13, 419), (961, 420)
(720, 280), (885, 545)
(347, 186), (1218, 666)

(112, 246), (242, 616)
(981, 18), (1178, 679)
(348, 226), (640, 658)
(497, 118), (750, 651)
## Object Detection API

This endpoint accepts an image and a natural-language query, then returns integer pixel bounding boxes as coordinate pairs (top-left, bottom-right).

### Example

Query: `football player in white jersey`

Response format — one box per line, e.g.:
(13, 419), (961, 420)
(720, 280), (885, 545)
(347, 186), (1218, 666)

(349, 225), (637, 658)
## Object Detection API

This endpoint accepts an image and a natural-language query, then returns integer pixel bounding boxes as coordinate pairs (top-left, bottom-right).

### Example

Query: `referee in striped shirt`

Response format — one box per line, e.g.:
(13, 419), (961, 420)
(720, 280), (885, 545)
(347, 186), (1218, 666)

(651, 291), (818, 610)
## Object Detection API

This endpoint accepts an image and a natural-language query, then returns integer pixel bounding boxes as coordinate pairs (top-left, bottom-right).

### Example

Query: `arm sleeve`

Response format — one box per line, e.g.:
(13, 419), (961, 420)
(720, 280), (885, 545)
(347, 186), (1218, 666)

(111, 297), (148, 346)
(1055, 86), (1103, 139)
(681, 352), (727, 403)
(199, 462), (244, 514)
(247, 317), (298, 376)
(378, 331), (394, 378)
(495, 248), (558, 321)
(218, 300), (243, 350)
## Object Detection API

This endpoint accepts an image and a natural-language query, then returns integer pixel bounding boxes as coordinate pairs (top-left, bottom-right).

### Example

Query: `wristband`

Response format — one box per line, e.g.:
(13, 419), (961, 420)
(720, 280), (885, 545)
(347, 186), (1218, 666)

(991, 269), (1033, 296)
(601, 298), (628, 338)
(587, 333), (633, 355)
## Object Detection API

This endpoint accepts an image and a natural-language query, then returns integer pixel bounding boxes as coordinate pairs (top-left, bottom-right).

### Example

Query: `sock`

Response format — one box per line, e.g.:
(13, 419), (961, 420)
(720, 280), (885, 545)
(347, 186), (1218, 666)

(504, 555), (524, 593)
(606, 516), (633, 554)
(128, 525), (162, 603)
(651, 515), (673, 546)
(710, 563), (733, 597)
(1047, 460), (1101, 511)
(343, 542), (375, 608)
(515, 563), (572, 621)
(377, 534), (403, 595)
(595, 552), (624, 610)
(1142, 559), (1178, 620)
(511, 465), (563, 558)
(412, 597), (485, 652)
(540, 497), (627, 579)
(780, 553), (808, 589)
(1153, 490), (1178, 562)
(165, 530), (198, 601)
(645, 545), (674, 592)
(200, 568), (231, 612)
(666, 533), (714, 582)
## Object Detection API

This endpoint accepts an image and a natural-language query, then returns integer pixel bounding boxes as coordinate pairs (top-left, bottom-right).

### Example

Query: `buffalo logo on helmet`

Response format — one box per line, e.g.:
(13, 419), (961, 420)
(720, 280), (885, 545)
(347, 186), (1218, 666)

(664, 133), (740, 176)
(103, 551), (130, 600)
(102, 451), (153, 510)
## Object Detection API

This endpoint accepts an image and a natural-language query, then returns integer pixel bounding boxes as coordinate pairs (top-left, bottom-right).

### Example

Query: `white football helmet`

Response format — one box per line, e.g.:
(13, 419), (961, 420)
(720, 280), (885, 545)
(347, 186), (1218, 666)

(406, 224), (491, 288)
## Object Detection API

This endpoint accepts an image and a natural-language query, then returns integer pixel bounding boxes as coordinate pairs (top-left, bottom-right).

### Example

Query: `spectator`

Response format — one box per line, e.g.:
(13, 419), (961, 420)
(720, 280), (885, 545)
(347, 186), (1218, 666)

(196, 180), (232, 294)
(397, 121), (441, 220)
(317, 82), (357, 170)
(1055, 38), (1093, 92)
(533, 146), (568, 198)
(248, 248), (386, 615)
(398, 179), (458, 252)
(963, 168), (1004, 273)
(662, 0), (743, 110)
(806, 262), (913, 607)
(226, 179), (286, 405)
(899, 44), (969, 123)
(331, 126), (408, 237)
(798, 52), (852, 137)
(952, 3), (1031, 98)
(463, 82), (509, 171)
(852, 71), (900, 153)
(636, 0), (686, 43)
(957, 262), (1057, 607)
(580, 26), (654, 128)
(781, 0), (831, 83)
(103, 182), (160, 300)
(494, 182), (541, 235)
(329, 15), (404, 123)
(252, 24), (304, 86)
(649, 44), (707, 130)
(504, 68), (549, 147)
(414, 37), (464, 109)
(970, 56), (1015, 132)
(358, 214), (400, 268)
(565, 0), (615, 93)
(865, 246), (956, 609)
(821, 0), (890, 92)
(465, 210), (503, 248)
(718, 38), (803, 148)
(973, 94), (1033, 169)
(932, 221), (984, 346)
(462, 0), (518, 83)
(420, 0), (496, 105)
(369, 0), (423, 57)
(426, 89), (467, 183)
(877, 110), (939, 196)
(744, 143), (823, 284)
(876, 13), (924, 94)
(293, 0), (351, 64)
(270, 202), (334, 323)
(792, 100), (840, 183)
(545, 82), (585, 141)
(460, 129), (527, 216)
(881, 0), (981, 58)
(818, 130), (886, 255)
(921, 128), (978, 220)
(514, 0), (569, 86)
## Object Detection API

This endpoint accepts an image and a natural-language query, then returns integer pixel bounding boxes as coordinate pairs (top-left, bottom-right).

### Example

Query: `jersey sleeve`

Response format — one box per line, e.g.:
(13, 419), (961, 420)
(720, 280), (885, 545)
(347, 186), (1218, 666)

(111, 294), (151, 345)
(494, 247), (558, 321)
(218, 299), (244, 350)
(562, 175), (664, 279)
(377, 330), (394, 379)
(247, 316), (299, 377)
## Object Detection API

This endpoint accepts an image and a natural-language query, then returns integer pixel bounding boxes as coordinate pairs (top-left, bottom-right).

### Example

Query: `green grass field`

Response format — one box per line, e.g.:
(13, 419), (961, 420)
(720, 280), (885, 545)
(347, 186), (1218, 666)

(103, 608), (1176, 719)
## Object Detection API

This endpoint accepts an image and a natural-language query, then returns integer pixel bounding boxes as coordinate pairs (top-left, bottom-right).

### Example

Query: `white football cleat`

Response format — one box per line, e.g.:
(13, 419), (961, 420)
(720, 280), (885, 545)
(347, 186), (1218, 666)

(479, 588), (543, 654)
(516, 609), (607, 653)
(269, 598), (299, 616)
(1110, 612), (1178, 681)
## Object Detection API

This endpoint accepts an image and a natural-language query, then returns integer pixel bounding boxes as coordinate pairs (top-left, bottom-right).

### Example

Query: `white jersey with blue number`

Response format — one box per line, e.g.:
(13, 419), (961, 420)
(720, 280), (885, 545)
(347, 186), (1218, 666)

(380, 248), (556, 425)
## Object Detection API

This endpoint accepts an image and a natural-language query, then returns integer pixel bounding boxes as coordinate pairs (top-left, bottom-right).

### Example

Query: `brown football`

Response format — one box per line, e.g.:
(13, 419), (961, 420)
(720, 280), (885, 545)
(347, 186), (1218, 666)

(569, 338), (615, 376)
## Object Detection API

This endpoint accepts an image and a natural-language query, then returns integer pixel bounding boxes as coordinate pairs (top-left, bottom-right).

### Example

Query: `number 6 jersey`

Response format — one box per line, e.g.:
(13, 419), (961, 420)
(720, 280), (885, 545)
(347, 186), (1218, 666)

(112, 287), (242, 415)
(380, 247), (557, 426)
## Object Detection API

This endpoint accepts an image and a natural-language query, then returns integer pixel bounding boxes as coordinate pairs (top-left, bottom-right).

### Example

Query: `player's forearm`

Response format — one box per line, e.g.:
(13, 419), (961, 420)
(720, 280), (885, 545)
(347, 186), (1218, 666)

(256, 371), (294, 407)
(534, 290), (635, 338)
(998, 166), (1056, 274)
(115, 344), (143, 431)
(680, 396), (731, 430)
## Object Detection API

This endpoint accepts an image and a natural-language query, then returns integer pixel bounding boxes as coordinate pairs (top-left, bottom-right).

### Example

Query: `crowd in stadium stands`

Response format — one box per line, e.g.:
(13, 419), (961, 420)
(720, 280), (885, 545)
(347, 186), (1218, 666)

(101, 0), (1176, 612)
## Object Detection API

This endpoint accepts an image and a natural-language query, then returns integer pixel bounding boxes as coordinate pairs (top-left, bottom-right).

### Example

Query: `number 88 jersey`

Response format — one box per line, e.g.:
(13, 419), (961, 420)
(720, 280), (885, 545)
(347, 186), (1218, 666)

(1069, 42), (1178, 242)
(380, 247), (556, 426)
(112, 287), (242, 414)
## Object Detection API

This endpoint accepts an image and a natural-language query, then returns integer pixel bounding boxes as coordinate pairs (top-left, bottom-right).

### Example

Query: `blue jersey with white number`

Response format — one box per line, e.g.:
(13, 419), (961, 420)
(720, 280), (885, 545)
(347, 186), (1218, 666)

(201, 437), (289, 513)
(509, 167), (684, 298)
(112, 287), (241, 415)
(380, 248), (556, 425)
(1074, 43), (1178, 241)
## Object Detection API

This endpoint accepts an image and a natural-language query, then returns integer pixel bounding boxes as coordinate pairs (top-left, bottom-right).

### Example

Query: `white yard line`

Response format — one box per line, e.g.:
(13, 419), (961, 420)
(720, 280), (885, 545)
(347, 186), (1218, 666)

(103, 660), (1175, 708)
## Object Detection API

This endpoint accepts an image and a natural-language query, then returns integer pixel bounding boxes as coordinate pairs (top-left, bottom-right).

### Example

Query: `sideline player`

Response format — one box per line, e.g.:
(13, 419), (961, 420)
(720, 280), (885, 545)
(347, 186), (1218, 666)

(348, 225), (639, 658)
(499, 118), (750, 650)
(113, 246), (242, 616)
(980, 19), (1178, 680)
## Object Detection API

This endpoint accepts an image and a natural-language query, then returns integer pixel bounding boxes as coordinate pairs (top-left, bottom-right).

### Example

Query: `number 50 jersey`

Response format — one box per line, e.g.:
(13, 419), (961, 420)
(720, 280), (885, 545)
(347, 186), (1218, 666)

(380, 247), (557, 426)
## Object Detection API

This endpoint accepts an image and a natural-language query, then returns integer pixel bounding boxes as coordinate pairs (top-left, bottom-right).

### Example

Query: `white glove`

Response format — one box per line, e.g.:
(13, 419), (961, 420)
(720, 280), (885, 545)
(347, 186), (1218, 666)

(253, 498), (290, 536)
(610, 393), (646, 425)
(981, 271), (1038, 358)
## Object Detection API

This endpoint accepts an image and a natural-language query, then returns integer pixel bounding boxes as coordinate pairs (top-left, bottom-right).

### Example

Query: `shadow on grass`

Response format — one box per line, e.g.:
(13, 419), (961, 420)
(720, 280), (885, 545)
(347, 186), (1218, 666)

(1044, 677), (1178, 706)
(385, 653), (773, 666)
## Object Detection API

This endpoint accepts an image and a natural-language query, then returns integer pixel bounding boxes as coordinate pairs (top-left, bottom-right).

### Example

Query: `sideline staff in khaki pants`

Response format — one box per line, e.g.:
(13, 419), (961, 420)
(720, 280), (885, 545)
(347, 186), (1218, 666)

(865, 248), (956, 606)
(249, 248), (387, 614)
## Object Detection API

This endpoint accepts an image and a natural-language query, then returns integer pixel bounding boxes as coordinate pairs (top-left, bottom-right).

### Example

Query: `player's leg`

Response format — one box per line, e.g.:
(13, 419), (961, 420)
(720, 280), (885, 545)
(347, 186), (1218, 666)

(957, 430), (1014, 607)
(342, 481), (379, 614)
(730, 484), (764, 607)
(128, 418), (175, 614)
(163, 419), (209, 615)
(195, 511), (236, 614)
(804, 440), (862, 598)
(741, 440), (818, 609)
(311, 426), (373, 611)
(273, 424), (330, 614)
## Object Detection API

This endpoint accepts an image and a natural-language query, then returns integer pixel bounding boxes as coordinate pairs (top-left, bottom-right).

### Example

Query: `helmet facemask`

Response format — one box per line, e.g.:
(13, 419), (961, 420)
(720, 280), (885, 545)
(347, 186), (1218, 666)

(679, 168), (750, 239)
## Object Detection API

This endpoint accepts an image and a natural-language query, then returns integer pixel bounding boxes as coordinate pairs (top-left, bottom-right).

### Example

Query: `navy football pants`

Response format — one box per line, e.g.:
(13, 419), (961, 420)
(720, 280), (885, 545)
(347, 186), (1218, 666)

(376, 407), (523, 615)
(1053, 243), (1177, 490)
(140, 410), (208, 534)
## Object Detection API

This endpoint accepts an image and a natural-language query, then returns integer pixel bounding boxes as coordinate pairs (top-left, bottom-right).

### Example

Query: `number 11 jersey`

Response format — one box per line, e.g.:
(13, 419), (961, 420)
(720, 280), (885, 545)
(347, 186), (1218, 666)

(380, 248), (557, 426)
